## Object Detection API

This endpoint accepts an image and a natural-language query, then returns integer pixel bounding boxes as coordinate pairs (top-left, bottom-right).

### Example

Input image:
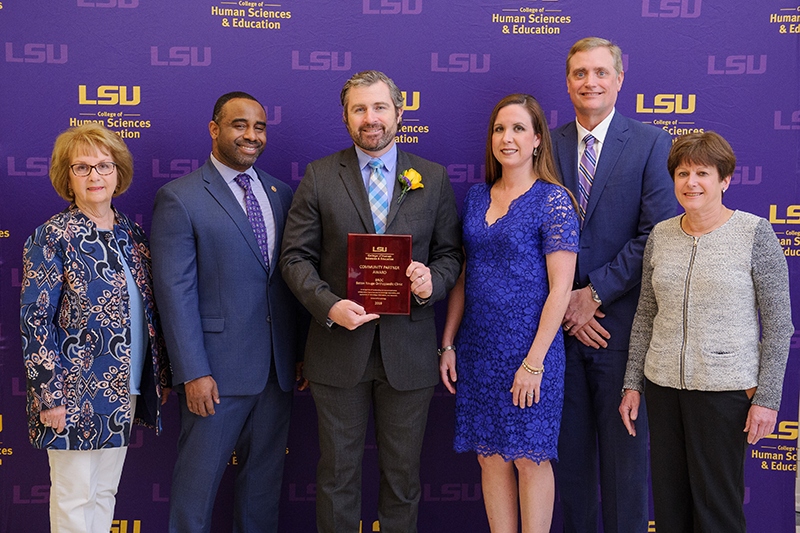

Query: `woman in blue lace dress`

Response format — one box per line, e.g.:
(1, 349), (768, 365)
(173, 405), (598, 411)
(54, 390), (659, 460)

(440, 94), (579, 533)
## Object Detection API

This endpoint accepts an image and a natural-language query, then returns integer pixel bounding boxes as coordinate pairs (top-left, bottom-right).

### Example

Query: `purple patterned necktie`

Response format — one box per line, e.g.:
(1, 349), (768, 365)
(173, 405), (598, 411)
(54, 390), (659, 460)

(234, 173), (270, 270)
(578, 134), (597, 228)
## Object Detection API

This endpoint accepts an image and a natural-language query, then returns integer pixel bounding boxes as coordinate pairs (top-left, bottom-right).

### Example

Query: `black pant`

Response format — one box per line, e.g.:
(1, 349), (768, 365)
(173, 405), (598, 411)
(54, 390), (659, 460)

(646, 379), (750, 533)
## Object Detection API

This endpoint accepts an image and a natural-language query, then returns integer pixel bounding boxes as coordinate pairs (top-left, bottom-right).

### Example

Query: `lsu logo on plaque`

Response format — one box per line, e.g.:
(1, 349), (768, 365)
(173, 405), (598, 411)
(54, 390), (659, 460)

(363, 0), (422, 14)
(79, 85), (141, 106)
(151, 46), (211, 67)
(707, 55), (766, 75)
(641, 0), (701, 18)
(636, 94), (695, 114)
(291, 51), (352, 71)
(78, 0), (138, 6)
(6, 43), (67, 64)
(431, 53), (490, 73)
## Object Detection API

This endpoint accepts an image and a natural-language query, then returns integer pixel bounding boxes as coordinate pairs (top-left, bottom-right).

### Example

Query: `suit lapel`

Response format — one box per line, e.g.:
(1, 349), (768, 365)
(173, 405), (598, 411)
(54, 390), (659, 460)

(255, 169), (283, 276)
(338, 147), (376, 234)
(557, 123), (580, 197)
(583, 113), (629, 225)
(202, 161), (269, 274)
(385, 149), (411, 230)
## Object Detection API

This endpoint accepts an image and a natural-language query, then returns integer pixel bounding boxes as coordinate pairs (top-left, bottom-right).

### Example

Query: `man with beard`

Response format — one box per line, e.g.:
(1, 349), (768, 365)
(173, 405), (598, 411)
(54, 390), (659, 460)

(151, 92), (306, 533)
(280, 70), (462, 532)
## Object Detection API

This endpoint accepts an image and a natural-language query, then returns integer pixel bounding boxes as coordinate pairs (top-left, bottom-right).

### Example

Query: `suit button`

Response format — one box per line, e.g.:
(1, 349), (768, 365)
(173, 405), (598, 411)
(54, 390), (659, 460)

(266, 316), (272, 323)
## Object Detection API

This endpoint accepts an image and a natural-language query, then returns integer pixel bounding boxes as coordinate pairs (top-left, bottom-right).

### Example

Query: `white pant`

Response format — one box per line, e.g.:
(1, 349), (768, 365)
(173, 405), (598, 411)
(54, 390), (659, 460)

(47, 397), (135, 533)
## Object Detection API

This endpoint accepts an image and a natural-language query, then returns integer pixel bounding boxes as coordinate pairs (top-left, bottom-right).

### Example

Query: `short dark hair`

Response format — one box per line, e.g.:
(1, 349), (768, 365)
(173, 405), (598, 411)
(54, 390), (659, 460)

(212, 92), (262, 123)
(667, 131), (736, 181)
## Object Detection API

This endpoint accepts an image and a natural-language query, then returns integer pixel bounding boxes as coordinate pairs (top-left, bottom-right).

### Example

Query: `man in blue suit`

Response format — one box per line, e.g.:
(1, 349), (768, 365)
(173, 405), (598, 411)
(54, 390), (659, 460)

(552, 38), (677, 533)
(151, 92), (306, 533)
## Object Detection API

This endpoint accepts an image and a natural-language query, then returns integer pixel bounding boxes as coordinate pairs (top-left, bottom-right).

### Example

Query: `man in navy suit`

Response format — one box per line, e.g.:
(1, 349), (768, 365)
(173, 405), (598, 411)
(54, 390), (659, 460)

(151, 92), (305, 533)
(552, 38), (677, 533)
(280, 71), (462, 532)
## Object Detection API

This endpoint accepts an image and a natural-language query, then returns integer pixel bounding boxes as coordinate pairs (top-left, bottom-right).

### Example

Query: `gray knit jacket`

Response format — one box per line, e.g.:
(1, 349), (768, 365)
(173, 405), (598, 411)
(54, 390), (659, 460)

(624, 211), (793, 410)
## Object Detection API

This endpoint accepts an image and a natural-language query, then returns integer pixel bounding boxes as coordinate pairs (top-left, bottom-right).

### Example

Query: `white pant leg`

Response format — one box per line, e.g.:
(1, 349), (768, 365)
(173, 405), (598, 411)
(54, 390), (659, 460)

(48, 396), (134, 533)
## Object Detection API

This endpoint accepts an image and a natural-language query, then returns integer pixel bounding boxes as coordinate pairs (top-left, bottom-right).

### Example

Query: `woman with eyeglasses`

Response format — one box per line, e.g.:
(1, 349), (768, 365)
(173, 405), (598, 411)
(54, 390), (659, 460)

(20, 123), (171, 532)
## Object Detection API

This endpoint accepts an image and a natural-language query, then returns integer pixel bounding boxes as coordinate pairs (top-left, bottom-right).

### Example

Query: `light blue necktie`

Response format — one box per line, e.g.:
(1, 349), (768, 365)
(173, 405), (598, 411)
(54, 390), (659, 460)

(578, 134), (596, 228)
(368, 159), (390, 234)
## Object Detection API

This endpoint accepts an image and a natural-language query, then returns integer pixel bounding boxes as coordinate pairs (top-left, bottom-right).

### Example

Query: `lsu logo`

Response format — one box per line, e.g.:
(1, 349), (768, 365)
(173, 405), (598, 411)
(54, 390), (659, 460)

(7, 157), (50, 176)
(641, 0), (701, 18)
(636, 94), (695, 114)
(6, 43), (67, 64)
(264, 106), (282, 125)
(110, 521), (141, 533)
(363, 0), (422, 14)
(13, 485), (49, 504)
(774, 111), (800, 130)
(402, 91), (419, 111)
(291, 51), (351, 71)
(151, 46), (211, 67)
(431, 53), (490, 73)
(447, 164), (486, 183)
(79, 85), (140, 106)
(78, 0), (138, 7)
(763, 421), (799, 441)
(769, 205), (800, 224)
(729, 166), (761, 186)
(707, 55), (766, 75)
(152, 159), (201, 178)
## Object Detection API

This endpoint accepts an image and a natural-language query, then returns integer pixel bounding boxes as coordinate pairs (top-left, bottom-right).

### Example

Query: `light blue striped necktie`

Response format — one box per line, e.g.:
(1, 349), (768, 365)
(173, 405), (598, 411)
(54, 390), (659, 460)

(367, 158), (390, 234)
(578, 134), (597, 228)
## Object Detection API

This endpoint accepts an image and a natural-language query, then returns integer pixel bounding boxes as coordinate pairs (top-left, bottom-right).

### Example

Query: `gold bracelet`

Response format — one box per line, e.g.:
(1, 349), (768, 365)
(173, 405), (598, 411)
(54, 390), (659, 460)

(521, 359), (544, 375)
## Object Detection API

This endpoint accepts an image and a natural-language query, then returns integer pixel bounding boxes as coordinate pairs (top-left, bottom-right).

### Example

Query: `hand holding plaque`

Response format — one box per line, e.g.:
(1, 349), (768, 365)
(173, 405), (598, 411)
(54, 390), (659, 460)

(347, 233), (412, 315)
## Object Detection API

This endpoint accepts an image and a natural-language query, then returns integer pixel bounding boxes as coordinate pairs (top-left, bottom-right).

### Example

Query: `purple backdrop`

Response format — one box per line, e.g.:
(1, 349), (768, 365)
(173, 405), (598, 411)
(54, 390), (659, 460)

(1, 1), (799, 531)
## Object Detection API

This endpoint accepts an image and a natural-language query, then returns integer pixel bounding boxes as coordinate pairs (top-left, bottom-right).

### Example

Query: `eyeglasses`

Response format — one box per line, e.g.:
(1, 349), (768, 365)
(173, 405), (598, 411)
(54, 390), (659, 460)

(70, 162), (117, 177)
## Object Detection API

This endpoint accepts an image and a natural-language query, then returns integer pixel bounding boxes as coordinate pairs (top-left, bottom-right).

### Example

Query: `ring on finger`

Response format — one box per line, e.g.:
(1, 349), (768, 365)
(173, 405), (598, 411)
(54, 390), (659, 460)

(526, 392), (534, 398)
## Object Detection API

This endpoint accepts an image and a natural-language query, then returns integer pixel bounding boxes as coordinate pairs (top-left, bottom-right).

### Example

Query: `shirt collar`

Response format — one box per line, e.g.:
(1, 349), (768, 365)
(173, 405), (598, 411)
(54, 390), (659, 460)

(576, 108), (615, 146)
(354, 143), (398, 173)
(210, 152), (256, 185)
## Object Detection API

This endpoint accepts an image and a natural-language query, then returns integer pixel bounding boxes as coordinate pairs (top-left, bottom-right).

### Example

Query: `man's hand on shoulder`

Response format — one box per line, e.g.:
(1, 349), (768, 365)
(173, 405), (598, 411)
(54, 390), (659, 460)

(185, 375), (220, 417)
(328, 300), (380, 331)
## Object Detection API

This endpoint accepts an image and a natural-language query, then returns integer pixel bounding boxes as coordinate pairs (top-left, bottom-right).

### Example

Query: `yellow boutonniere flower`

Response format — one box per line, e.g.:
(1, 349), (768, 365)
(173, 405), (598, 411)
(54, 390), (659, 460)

(398, 168), (423, 203)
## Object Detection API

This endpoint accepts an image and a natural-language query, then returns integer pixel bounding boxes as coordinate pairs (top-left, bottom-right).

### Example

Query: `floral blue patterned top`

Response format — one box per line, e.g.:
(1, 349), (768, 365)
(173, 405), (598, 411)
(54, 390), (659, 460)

(20, 204), (170, 450)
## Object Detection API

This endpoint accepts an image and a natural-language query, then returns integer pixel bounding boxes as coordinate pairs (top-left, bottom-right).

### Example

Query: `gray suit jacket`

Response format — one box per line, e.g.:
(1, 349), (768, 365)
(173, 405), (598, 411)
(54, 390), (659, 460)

(280, 146), (463, 390)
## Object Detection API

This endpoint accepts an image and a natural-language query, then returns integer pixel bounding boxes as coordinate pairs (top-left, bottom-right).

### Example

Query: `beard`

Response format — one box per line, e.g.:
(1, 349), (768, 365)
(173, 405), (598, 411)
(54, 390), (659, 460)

(219, 140), (264, 170)
(347, 120), (398, 154)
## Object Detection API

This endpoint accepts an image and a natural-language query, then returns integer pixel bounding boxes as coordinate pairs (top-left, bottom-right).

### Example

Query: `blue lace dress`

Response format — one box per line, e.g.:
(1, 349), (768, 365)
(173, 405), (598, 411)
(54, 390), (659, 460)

(454, 181), (579, 463)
